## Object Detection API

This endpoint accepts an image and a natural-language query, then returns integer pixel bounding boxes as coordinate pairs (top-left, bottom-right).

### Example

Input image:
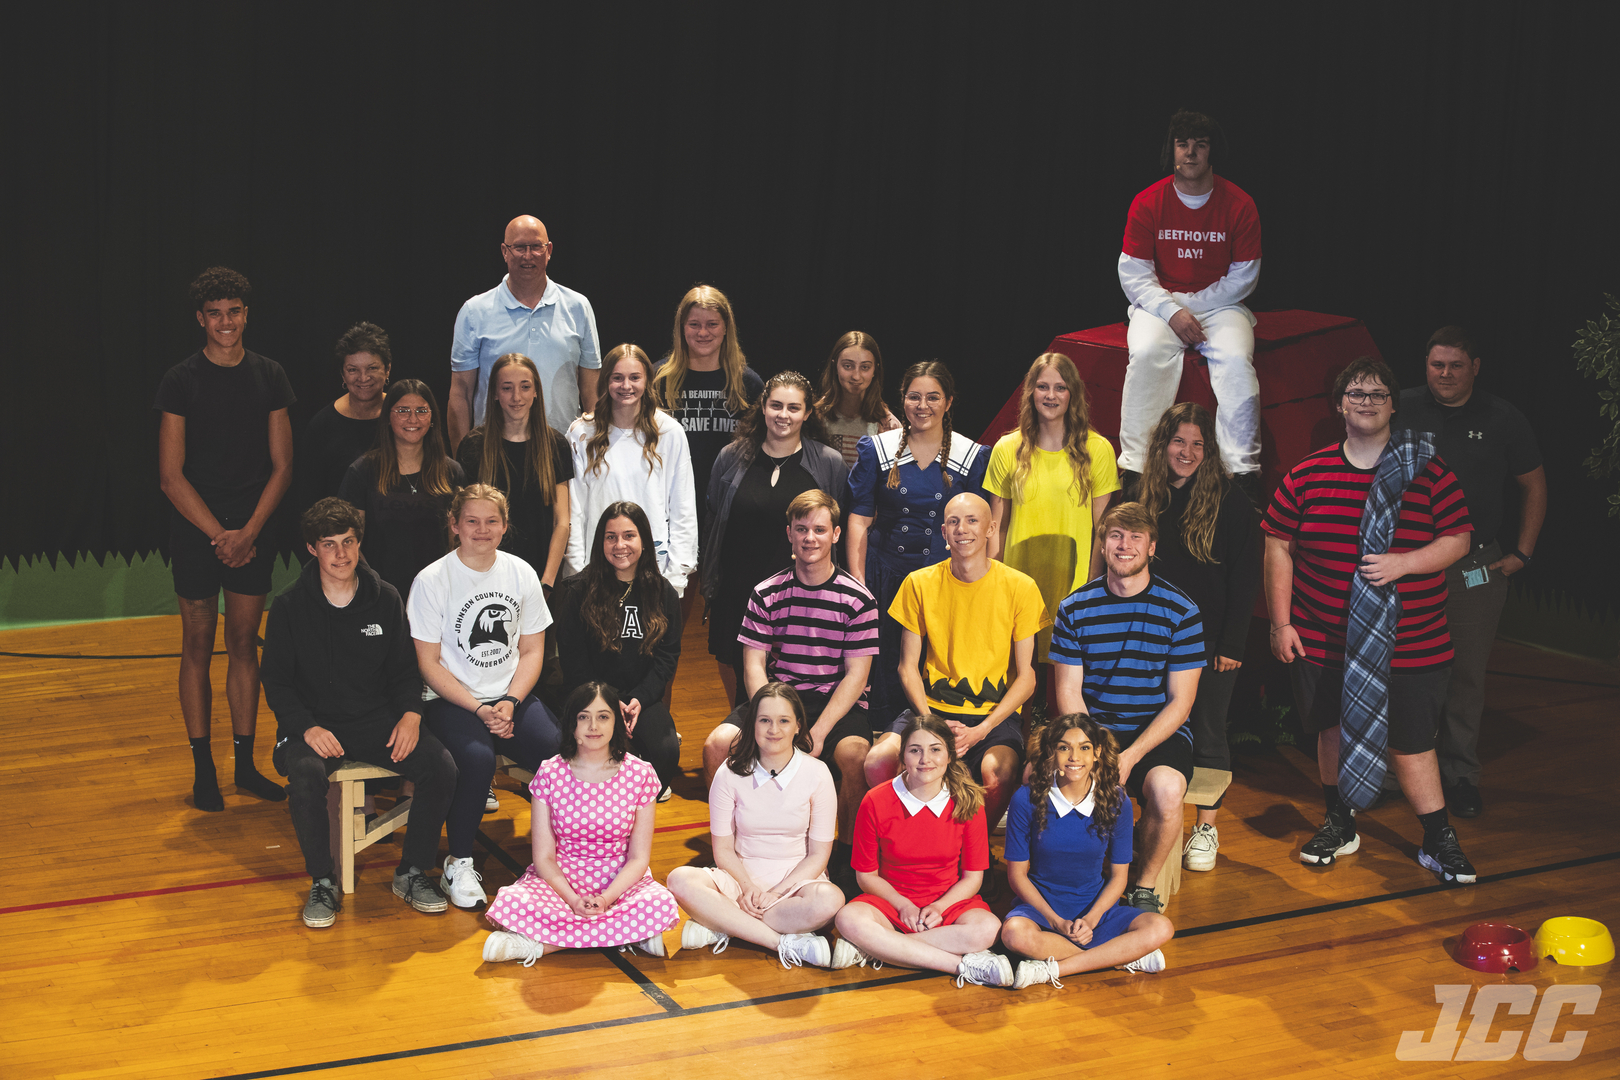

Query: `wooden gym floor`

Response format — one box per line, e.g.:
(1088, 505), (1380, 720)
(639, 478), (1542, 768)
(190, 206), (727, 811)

(1, 606), (1616, 1079)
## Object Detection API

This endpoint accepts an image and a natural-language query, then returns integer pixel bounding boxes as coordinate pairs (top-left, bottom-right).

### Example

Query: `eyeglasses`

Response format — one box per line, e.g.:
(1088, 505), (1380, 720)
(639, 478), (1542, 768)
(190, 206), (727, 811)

(392, 406), (433, 417)
(903, 393), (946, 406)
(504, 242), (551, 255)
(1343, 390), (1391, 405)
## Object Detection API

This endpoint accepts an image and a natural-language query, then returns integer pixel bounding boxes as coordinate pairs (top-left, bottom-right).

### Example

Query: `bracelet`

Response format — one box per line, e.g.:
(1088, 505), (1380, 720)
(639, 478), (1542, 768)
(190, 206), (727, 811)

(1509, 549), (1532, 566)
(1269, 624), (1292, 636)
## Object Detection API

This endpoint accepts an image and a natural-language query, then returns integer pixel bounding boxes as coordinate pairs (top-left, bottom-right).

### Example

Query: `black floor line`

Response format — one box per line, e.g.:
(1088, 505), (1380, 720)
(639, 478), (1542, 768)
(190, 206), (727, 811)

(206, 848), (1619, 1080)
(602, 947), (684, 1012)
(474, 829), (526, 877)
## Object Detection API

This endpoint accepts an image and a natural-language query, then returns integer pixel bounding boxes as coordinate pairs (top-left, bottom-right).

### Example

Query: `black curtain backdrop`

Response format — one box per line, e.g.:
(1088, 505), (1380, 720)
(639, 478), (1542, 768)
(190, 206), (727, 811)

(6, 3), (1618, 607)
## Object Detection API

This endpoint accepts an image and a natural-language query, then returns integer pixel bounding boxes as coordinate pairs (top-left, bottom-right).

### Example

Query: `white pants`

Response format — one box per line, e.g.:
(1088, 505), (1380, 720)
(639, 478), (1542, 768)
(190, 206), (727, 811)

(1119, 305), (1259, 476)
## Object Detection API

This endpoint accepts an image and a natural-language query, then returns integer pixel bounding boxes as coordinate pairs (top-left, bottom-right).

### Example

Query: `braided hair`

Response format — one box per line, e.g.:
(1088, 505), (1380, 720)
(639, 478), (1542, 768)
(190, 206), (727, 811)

(886, 361), (957, 490)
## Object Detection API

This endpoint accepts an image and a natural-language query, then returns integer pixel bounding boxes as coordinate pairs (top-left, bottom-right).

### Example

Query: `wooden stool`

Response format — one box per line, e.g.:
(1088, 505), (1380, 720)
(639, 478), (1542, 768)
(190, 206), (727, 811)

(1143, 767), (1232, 909)
(325, 761), (412, 894)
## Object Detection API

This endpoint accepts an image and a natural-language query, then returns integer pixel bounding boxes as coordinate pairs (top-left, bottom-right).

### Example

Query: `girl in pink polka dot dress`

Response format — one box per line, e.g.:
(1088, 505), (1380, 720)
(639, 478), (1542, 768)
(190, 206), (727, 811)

(482, 682), (679, 965)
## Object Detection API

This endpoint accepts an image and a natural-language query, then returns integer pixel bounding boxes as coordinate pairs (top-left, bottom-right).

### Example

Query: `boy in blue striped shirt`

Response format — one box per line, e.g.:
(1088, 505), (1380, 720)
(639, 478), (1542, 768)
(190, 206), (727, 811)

(1050, 502), (1204, 913)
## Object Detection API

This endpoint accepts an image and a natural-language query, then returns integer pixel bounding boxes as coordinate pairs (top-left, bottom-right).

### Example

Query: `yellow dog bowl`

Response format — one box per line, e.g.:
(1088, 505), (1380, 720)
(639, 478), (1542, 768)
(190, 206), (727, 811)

(1534, 917), (1614, 966)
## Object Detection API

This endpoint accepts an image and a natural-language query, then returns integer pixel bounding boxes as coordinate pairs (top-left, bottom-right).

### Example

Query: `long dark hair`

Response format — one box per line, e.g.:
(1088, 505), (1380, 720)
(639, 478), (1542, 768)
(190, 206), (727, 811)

(728, 370), (827, 466)
(725, 682), (812, 776)
(897, 713), (983, 824)
(368, 379), (455, 496)
(1135, 402), (1226, 563)
(1026, 714), (1123, 840)
(579, 501), (670, 655)
(886, 361), (957, 491)
(815, 330), (892, 424)
(470, 352), (558, 504)
(557, 681), (629, 763)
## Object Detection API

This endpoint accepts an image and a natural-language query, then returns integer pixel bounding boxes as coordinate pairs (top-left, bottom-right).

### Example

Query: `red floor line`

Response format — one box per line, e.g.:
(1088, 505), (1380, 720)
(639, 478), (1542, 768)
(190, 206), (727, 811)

(0, 862), (393, 915)
(653, 820), (708, 834)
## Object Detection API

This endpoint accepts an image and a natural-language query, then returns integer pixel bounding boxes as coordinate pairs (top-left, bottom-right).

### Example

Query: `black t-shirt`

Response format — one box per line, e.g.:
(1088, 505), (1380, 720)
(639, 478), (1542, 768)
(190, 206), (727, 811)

(661, 365), (764, 531)
(153, 350), (297, 517)
(338, 455), (467, 600)
(300, 402), (382, 512)
(709, 448), (818, 658)
(455, 428), (574, 575)
(1394, 388), (1541, 548)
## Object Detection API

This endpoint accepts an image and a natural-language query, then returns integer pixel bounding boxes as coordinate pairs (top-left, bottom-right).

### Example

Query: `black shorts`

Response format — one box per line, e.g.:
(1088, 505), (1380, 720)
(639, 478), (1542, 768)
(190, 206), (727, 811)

(1112, 727), (1195, 802)
(888, 709), (1023, 782)
(1289, 661), (1448, 755)
(169, 512), (276, 600)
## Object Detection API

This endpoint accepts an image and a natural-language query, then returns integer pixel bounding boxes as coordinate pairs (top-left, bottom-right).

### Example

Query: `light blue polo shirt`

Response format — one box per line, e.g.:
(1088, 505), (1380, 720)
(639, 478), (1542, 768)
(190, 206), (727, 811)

(450, 275), (601, 433)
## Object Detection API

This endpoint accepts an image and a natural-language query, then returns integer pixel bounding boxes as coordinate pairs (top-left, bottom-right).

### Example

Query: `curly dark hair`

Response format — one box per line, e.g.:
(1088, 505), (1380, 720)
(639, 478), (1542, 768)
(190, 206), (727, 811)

(729, 370), (828, 465)
(334, 321), (392, 369)
(1025, 713), (1123, 841)
(189, 266), (252, 310)
(1158, 109), (1225, 172)
(557, 681), (630, 763)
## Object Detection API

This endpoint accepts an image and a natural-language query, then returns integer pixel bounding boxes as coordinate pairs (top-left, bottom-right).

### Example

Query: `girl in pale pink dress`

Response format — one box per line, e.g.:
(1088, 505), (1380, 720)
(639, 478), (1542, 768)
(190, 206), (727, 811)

(667, 683), (846, 968)
(481, 681), (679, 966)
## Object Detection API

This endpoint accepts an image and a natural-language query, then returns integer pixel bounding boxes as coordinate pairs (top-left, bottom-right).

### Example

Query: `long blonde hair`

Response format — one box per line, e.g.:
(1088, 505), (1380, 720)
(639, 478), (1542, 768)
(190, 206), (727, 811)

(584, 345), (664, 476)
(1135, 402), (1226, 563)
(652, 285), (750, 414)
(470, 353), (557, 504)
(898, 713), (984, 824)
(1008, 353), (1093, 505)
(886, 361), (956, 491)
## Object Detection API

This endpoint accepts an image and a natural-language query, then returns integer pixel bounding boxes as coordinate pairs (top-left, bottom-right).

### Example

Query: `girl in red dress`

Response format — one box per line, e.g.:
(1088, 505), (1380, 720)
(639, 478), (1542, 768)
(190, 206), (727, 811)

(832, 714), (1012, 986)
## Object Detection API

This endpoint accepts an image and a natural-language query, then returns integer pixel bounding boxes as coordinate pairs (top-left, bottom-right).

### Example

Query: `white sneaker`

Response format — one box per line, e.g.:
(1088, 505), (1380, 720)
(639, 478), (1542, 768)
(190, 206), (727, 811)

(625, 926), (681, 958)
(1013, 957), (1063, 990)
(777, 933), (832, 969)
(681, 920), (730, 955)
(955, 950), (1014, 988)
(483, 930), (543, 967)
(1120, 948), (1166, 974)
(441, 855), (487, 909)
(830, 939), (880, 970)
(1183, 823), (1219, 872)
(484, 787), (500, 813)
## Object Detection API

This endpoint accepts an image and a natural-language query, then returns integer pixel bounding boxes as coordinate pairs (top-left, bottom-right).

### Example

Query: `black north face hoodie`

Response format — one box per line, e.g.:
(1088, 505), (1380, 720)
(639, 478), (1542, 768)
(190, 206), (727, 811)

(262, 557), (422, 739)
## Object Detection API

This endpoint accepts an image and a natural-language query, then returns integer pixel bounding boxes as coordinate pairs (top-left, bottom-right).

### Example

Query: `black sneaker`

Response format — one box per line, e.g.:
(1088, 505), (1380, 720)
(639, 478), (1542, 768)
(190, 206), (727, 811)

(1418, 826), (1477, 883)
(393, 866), (450, 913)
(1445, 779), (1482, 819)
(303, 878), (341, 928)
(1300, 813), (1359, 865)
(1122, 885), (1164, 913)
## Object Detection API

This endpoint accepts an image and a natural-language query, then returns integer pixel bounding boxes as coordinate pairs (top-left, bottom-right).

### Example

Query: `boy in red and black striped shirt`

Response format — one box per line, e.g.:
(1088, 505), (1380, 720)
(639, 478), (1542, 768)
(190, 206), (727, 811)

(1263, 358), (1478, 884)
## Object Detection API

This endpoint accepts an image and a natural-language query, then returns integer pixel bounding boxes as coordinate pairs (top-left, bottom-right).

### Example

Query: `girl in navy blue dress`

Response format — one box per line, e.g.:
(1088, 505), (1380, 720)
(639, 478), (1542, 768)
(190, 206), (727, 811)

(1001, 714), (1174, 987)
(845, 361), (988, 732)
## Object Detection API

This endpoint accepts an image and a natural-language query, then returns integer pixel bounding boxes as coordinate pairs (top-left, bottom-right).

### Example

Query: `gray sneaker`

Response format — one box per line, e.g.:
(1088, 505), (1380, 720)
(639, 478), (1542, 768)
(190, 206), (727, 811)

(303, 877), (340, 928)
(393, 866), (449, 914)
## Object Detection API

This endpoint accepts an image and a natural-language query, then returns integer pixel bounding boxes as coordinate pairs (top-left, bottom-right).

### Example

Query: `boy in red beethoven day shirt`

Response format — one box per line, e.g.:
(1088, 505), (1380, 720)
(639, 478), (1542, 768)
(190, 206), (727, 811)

(1117, 110), (1263, 491)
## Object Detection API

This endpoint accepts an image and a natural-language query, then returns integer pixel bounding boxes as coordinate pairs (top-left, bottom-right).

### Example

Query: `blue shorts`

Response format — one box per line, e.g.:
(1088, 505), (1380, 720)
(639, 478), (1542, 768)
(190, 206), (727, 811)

(1005, 900), (1141, 951)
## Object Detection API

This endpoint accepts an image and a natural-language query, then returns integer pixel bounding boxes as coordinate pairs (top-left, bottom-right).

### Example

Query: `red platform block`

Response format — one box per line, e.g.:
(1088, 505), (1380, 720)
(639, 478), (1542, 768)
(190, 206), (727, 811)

(981, 310), (1382, 492)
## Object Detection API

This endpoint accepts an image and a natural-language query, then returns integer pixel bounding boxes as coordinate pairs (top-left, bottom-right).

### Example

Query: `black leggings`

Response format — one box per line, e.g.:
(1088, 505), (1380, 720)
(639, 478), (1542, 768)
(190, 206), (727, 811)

(423, 696), (560, 858)
(627, 699), (681, 790)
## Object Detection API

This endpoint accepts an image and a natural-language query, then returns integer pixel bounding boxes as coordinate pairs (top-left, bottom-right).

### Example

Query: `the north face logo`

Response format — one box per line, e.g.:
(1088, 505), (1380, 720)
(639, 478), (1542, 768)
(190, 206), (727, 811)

(360, 623), (383, 637)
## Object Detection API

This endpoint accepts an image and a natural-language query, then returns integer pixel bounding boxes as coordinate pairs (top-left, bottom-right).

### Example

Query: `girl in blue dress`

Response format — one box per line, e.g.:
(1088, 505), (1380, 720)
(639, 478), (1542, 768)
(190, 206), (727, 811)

(845, 361), (988, 733)
(1001, 713), (1175, 987)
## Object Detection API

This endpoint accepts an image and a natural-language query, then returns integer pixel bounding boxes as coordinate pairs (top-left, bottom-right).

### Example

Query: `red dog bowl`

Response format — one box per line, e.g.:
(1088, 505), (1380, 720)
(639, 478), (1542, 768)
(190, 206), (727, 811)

(1456, 922), (1538, 973)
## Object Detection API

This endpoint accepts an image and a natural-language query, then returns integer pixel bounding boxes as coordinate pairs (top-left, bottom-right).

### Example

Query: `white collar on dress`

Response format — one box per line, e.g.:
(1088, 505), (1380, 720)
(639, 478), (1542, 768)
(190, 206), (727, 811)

(892, 774), (951, 817)
(752, 750), (805, 790)
(1048, 779), (1096, 818)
